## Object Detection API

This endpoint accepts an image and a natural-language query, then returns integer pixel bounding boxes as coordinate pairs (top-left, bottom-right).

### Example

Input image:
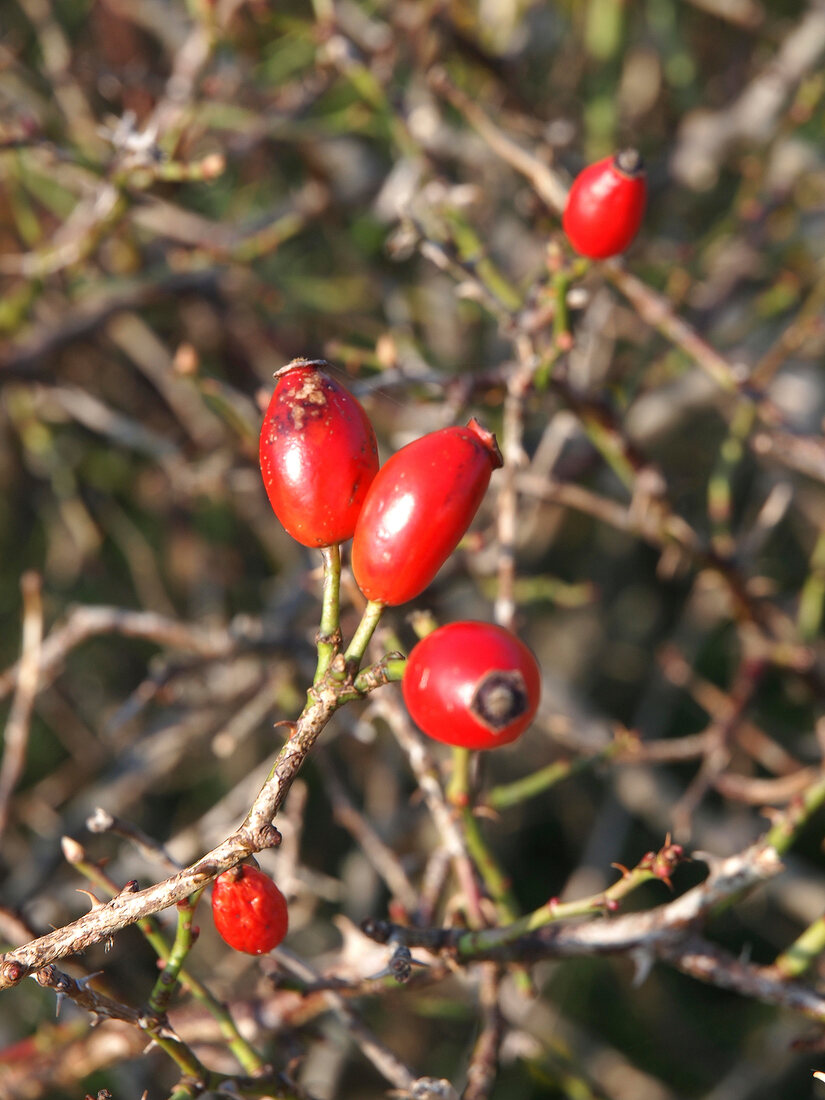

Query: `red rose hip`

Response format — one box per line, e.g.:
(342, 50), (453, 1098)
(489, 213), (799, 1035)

(562, 149), (647, 260)
(351, 419), (502, 606)
(259, 358), (379, 547)
(402, 621), (541, 750)
(211, 864), (289, 955)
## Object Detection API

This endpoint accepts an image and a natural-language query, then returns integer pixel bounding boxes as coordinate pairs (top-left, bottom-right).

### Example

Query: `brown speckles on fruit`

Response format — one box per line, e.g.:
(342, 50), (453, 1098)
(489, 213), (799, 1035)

(259, 359), (379, 547)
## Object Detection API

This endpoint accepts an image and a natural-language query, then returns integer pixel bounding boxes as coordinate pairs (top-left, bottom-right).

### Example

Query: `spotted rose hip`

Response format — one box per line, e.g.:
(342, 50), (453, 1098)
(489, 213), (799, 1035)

(259, 358), (379, 547)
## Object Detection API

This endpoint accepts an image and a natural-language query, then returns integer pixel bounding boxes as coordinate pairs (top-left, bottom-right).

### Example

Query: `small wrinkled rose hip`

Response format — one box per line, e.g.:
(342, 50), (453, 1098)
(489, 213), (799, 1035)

(259, 358), (379, 548)
(402, 622), (541, 750)
(211, 864), (288, 955)
(562, 149), (647, 260)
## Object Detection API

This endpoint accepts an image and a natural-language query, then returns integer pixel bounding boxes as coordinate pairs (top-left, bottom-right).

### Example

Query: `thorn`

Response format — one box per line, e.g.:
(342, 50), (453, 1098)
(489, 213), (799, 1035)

(274, 720), (298, 738)
(76, 970), (104, 991)
(76, 889), (105, 911)
(472, 804), (500, 823)
(629, 947), (655, 988)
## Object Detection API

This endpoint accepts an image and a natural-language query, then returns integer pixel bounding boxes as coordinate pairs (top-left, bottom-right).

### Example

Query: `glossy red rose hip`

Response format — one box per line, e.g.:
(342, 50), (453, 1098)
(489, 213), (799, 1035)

(562, 150), (647, 259)
(403, 622), (541, 750)
(212, 864), (289, 955)
(351, 419), (502, 606)
(259, 359), (379, 547)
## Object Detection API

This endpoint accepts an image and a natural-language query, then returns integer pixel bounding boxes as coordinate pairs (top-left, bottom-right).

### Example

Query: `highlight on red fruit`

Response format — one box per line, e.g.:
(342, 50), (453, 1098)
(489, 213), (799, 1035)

(259, 358), (379, 548)
(562, 149), (647, 260)
(211, 864), (289, 955)
(351, 419), (502, 607)
(402, 621), (541, 750)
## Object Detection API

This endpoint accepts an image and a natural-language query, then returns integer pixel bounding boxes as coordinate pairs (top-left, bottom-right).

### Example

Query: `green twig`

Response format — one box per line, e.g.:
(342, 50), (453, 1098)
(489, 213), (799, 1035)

(798, 529), (825, 641)
(707, 401), (757, 557)
(342, 599), (385, 669)
(148, 888), (205, 1017)
(764, 769), (825, 856)
(314, 544), (342, 685)
(487, 742), (623, 811)
(771, 913), (825, 981)
(456, 846), (682, 956)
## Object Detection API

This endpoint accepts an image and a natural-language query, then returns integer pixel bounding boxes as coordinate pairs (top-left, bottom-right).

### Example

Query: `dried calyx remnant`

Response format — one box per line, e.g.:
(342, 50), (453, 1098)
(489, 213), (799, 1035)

(614, 147), (644, 177)
(470, 670), (529, 732)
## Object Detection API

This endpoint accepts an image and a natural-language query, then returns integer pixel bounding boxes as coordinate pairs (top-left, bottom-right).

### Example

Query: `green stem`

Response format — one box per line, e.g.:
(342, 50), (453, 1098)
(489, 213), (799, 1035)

(798, 529), (825, 641)
(167, 1080), (202, 1100)
(460, 807), (520, 925)
(447, 747), (472, 809)
(351, 655), (406, 696)
(707, 400), (756, 557)
(765, 770), (825, 856)
(314, 544), (342, 685)
(148, 1034), (208, 1082)
(148, 888), (205, 1017)
(456, 863), (663, 956)
(447, 748), (527, 991)
(772, 913), (825, 981)
(552, 270), (570, 346)
(580, 412), (637, 490)
(342, 599), (385, 669)
(487, 742), (622, 811)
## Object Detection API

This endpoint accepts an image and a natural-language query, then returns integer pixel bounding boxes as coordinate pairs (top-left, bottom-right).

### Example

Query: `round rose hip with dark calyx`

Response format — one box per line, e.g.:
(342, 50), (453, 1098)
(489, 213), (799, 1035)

(259, 358), (379, 548)
(402, 621), (541, 750)
(211, 864), (289, 955)
(562, 149), (647, 260)
(351, 419), (502, 607)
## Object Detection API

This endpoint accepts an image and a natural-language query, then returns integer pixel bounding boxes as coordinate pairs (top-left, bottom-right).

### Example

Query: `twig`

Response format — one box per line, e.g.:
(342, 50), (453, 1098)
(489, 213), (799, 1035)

(314, 750), (419, 915)
(272, 947), (418, 1093)
(363, 844), (783, 962)
(0, 672), (370, 985)
(658, 933), (825, 1022)
(0, 573), (43, 838)
(0, 270), (222, 378)
(374, 692), (487, 927)
(671, 652), (764, 839)
(770, 912), (825, 982)
(671, 1), (825, 188)
(461, 967), (503, 1100)
(32, 964), (141, 1026)
(0, 605), (237, 703)
(86, 807), (181, 873)
(658, 644), (805, 775)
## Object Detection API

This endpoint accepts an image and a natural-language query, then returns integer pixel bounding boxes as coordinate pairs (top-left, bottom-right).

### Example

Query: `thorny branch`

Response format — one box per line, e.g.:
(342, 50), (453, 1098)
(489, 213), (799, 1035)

(0, 685), (341, 988)
(358, 843), (825, 1027)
